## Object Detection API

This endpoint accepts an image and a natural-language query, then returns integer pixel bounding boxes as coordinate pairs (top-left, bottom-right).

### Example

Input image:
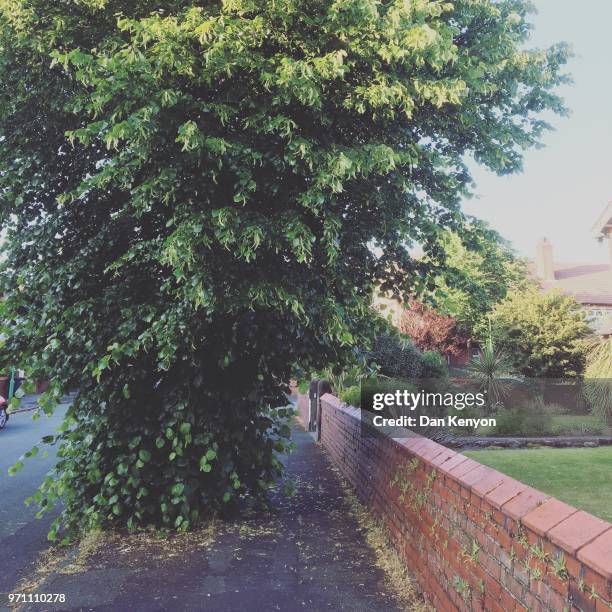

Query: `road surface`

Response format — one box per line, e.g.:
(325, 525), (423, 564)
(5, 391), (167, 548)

(0, 402), (68, 595)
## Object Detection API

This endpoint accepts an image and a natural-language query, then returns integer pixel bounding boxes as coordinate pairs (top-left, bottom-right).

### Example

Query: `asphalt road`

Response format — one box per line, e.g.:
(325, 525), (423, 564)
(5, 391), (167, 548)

(0, 402), (68, 595)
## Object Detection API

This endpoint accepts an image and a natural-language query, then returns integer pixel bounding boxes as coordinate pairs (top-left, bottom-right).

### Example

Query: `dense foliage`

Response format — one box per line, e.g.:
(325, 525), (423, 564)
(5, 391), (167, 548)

(367, 333), (446, 379)
(367, 334), (423, 379)
(485, 288), (590, 378)
(584, 338), (612, 424)
(399, 300), (468, 357)
(429, 222), (527, 334)
(0, 0), (568, 535)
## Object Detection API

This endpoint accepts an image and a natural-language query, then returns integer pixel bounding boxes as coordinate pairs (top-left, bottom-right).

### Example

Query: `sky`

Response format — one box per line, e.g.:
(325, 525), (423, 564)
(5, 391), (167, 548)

(462, 0), (612, 264)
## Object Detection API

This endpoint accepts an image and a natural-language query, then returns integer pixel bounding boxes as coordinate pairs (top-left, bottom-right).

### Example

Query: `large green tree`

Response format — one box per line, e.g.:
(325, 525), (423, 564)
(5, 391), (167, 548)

(484, 288), (590, 378)
(428, 220), (527, 334)
(0, 0), (569, 535)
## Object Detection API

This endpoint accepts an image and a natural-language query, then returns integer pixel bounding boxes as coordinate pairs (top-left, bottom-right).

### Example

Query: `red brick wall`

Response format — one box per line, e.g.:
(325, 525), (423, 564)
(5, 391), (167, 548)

(296, 392), (310, 430)
(319, 394), (612, 611)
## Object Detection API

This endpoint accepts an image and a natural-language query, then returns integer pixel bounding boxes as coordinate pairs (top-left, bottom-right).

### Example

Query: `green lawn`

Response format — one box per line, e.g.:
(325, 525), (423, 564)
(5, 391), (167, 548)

(464, 447), (612, 523)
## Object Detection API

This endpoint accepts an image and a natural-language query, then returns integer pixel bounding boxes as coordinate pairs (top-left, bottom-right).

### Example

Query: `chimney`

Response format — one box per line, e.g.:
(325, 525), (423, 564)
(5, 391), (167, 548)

(536, 238), (554, 281)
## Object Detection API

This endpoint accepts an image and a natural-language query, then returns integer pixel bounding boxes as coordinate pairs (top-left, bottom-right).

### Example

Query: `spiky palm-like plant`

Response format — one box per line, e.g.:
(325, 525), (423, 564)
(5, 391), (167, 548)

(583, 337), (612, 425)
(468, 341), (513, 412)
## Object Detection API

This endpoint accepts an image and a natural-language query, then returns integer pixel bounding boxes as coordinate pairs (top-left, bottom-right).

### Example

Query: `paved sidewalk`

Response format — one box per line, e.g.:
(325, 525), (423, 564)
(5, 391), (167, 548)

(12, 425), (412, 612)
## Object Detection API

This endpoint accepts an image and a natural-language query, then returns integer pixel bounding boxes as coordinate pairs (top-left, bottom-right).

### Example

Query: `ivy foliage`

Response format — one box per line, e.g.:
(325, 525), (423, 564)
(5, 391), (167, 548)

(0, 0), (568, 535)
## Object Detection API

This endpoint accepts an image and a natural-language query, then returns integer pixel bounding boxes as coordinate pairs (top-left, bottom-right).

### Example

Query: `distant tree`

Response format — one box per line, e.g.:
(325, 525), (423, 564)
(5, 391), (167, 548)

(0, 0), (569, 536)
(484, 289), (590, 378)
(399, 301), (468, 358)
(430, 221), (527, 334)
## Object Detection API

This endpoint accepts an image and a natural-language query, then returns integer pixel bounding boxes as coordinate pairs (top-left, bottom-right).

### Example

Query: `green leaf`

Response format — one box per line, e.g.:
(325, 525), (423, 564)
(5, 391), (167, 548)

(171, 483), (184, 496)
(179, 422), (191, 435)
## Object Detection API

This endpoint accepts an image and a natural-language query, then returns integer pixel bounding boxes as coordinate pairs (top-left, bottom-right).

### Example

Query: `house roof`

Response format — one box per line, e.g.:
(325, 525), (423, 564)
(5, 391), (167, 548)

(592, 200), (612, 237)
(536, 262), (612, 306)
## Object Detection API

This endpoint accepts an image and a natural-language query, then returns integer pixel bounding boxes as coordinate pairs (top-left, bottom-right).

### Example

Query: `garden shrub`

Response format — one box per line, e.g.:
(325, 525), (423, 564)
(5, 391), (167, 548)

(491, 399), (554, 436)
(339, 385), (361, 408)
(549, 415), (606, 436)
(368, 334), (426, 379)
(421, 351), (448, 379)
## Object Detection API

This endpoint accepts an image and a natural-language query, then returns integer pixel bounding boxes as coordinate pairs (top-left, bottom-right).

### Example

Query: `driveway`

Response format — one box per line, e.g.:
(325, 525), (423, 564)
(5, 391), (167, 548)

(0, 400), (69, 595)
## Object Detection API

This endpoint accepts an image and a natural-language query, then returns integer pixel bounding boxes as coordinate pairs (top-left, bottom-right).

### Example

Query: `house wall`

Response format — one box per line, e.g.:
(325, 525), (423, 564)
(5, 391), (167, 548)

(449, 346), (473, 368)
(584, 306), (612, 331)
(318, 393), (612, 611)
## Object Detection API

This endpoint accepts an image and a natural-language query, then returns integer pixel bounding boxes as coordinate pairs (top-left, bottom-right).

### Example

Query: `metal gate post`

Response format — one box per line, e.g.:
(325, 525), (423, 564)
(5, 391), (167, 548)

(308, 380), (319, 432)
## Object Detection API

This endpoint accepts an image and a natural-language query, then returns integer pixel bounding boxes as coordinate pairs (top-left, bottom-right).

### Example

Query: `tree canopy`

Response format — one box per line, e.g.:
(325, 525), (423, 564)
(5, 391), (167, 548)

(0, 0), (569, 535)
(484, 288), (590, 378)
(427, 221), (527, 335)
(399, 300), (468, 357)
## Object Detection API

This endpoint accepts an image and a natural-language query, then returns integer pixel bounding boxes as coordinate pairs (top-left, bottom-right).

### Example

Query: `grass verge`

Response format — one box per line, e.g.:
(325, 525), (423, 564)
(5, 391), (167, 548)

(326, 460), (431, 611)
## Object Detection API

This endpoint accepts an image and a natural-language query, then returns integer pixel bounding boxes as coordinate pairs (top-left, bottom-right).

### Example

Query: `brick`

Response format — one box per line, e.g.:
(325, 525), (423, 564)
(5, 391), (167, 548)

(484, 594), (505, 612)
(523, 589), (543, 611)
(514, 561), (530, 588)
(438, 452), (471, 474)
(569, 577), (598, 612)
(447, 457), (482, 479)
(583, 566), (612, 605)
(429, 447), (458, 467)
(546, 559), (570, 598)
(500, 586), (523, 610)
(501, 487), (549, 521)
(485, 478), (528, 510)
(564, 553), (581, 581)
(548, 586), (569, 610)
(522, 498), (578, 537)
(460, 464), (490, 486)
(578, 528), (612, 580)
(470, 469), (508, 499)
(400, 436), (430, 454)
(532, 577), (551, 606)
(549, 513), (611, 556)
(597, 599), (612, 612)
(483, 553), (502, 581)
(415, 440), (448, 462)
